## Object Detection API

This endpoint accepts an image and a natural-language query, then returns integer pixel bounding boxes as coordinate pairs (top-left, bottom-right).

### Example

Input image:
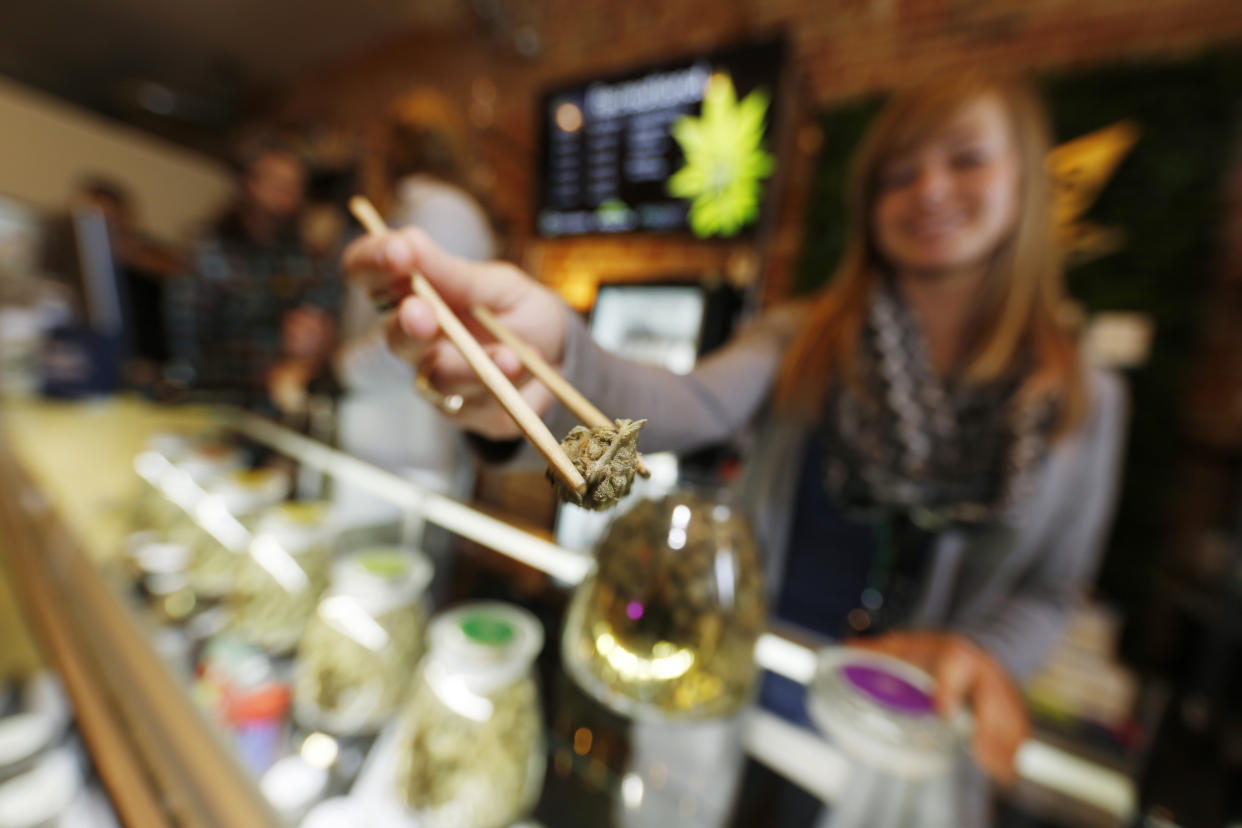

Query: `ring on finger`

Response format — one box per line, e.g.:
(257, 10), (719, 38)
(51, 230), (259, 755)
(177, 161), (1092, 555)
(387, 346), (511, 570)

(414, 356), (465, 415)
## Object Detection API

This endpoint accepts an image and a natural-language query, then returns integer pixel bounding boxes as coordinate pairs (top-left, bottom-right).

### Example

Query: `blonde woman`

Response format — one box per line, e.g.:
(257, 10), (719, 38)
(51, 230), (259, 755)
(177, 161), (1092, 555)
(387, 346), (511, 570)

(345, 72), (1126, 822)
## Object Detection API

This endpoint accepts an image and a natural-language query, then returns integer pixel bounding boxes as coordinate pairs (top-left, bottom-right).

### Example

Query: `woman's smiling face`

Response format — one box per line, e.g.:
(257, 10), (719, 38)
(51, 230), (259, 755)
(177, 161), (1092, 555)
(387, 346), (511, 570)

(871, 93), (1022, 278)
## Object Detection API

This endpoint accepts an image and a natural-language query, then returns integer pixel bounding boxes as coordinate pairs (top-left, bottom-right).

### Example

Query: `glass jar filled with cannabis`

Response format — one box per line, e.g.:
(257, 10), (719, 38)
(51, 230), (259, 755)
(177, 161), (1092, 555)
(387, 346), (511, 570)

(128, 431), (198, 537)
(230, 501), (335, 654)
(293, 547), (432, 736)
(562, 489), (766, 720)
(185, 467), (291, 600)
(394, 602), (545, 828)
(126, 438), (245, 575)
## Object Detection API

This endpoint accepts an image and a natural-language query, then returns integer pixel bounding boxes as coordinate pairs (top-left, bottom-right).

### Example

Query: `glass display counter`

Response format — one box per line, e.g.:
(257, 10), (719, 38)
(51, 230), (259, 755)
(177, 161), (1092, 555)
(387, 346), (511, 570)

(0, 397), (1138, 828)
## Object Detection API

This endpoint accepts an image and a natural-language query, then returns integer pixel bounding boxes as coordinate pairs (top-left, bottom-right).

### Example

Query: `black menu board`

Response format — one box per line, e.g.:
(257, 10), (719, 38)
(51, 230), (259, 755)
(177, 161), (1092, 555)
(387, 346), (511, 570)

(536, 37), (786, 239)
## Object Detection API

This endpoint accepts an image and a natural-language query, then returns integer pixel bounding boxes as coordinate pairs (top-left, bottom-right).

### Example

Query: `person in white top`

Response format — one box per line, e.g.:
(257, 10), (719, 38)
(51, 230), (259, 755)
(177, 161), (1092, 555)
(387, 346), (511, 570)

(333, 119), (498, 533)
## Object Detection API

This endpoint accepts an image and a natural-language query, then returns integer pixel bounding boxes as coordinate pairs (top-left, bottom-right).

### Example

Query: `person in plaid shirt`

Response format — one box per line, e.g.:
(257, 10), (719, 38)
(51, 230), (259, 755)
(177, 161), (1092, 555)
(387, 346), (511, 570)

(169, 138), (341, 412)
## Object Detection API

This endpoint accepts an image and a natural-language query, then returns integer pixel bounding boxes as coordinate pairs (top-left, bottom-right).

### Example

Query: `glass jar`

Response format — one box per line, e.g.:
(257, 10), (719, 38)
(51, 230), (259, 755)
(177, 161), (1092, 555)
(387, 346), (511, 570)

(128, 431), (198, 537)
(230, 502), (334, 654)
(126, 437), (241, 577)
(177, 441), (245, 486)
(293, 547), (432, 736)
(807, 647), (966, 828)
(394, 602), (545, 828)
(562, 489), (766, 720)
(186, 467), (290, 600)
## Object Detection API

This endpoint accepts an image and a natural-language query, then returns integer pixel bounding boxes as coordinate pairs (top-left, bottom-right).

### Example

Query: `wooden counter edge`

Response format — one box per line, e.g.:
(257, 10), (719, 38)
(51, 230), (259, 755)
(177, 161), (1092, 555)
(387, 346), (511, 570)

(0, 444), (280, 828)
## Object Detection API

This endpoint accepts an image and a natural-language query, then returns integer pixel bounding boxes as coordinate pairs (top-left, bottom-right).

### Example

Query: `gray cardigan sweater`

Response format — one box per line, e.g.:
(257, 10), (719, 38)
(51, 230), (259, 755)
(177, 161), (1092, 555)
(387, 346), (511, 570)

(551, 303), (1129, 683)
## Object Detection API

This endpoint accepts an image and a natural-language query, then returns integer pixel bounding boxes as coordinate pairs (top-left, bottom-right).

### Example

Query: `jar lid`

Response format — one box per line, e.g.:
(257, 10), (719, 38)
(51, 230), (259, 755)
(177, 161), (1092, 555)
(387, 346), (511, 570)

(806, 647), (965, 780)
(0, 714), (56, 770)
(133, 541), (192, 575)
(271, 500), (330, 526)
(260, 755), (328, 821)
(426, 602), (544, 689)
(145, 430), (196, 462)
(0, 750), (80, 828)
(177, 442), (244, 484)
(209, 468), (290, 516)
(330, 548), (432, 615)
(254, 501), (333, 554)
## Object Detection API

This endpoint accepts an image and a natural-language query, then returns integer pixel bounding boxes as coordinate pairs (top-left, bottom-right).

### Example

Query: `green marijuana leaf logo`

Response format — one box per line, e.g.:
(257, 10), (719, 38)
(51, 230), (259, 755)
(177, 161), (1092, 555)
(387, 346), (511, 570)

(668, 73), (775, 238)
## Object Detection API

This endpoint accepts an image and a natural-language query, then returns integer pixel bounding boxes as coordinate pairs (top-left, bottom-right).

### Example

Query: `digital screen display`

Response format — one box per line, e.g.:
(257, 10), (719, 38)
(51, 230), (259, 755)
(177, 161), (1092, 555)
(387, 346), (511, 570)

(536, 38), (785, 240)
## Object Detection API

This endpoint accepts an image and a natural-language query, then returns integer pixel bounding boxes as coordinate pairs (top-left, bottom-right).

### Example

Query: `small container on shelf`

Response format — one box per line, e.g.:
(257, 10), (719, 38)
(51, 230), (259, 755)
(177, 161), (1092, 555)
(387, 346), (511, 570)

(394, 602), (545, 828)
(561, 488), (766, 721)
(193, 635), (291, 776)
(186, 467), (290, 600)
(230, 501), (335, 654)
(293, 548), (432, 736)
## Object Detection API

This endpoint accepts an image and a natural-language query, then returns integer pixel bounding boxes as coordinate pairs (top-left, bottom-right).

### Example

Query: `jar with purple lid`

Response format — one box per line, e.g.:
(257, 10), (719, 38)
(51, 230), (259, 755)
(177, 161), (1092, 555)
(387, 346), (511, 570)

(806, 647), (969, 828)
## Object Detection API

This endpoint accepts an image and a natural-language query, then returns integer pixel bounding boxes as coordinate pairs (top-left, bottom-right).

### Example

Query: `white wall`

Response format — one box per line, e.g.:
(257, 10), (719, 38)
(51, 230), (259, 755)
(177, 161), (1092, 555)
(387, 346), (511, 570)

(0, 76), (233, 243)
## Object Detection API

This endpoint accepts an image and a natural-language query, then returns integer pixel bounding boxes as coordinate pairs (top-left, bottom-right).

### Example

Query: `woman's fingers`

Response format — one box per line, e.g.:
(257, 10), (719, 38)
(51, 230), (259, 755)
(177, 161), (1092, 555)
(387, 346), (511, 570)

(456, 375), (557, 439)
(429, 341), (526, 395)
(395, 295), (439, 342)
(928, 641), (1027, 785)
(930, 638), (979, 717)
(344, 227), (526, 314)
(853, 632), (1028, 784)
(849, 631), (933, 671)
(973, 663), (1030, 786)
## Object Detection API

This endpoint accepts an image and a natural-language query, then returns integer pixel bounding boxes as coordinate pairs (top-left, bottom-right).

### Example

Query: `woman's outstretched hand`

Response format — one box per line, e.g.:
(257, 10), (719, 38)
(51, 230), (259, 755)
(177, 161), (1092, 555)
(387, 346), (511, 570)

(342, 227), (569, 439)
(850, 631), (1030, 784)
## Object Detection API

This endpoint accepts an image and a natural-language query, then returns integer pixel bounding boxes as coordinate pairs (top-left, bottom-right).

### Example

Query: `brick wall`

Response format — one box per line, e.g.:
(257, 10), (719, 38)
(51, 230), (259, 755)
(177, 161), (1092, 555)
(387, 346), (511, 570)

(275, 0), (1242, 304)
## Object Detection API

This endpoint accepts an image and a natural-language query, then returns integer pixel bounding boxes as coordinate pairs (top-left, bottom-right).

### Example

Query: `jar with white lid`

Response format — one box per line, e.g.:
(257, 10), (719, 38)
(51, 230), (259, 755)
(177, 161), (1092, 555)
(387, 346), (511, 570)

(186, 467), (290, 600)
(394, 602), (545, 828)
(293, 548), (432, 736)
(231, 501), (335, 654)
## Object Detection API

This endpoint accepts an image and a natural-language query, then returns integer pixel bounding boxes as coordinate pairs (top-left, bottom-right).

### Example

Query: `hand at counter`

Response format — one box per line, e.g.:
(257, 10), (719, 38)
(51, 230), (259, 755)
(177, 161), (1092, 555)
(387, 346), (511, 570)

(850, 630), (1030, 785)
(342, 227), (568, 439)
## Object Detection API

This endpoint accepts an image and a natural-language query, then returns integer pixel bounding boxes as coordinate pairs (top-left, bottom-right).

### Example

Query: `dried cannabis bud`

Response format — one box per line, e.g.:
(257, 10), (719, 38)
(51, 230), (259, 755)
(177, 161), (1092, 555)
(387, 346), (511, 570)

(551, 418), (647, 511)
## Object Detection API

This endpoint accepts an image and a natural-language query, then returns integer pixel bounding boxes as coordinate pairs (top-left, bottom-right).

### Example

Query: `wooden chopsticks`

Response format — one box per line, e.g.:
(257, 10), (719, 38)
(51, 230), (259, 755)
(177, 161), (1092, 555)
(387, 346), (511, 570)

(471, 306), (650, 478)
(349, 196), (587, 498)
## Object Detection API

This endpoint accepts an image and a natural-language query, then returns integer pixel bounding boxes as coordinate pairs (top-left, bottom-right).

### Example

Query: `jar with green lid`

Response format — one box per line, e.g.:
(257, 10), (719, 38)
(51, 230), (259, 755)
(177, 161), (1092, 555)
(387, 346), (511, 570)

(394, 602), (545, 828)
(293, 548), (432, 736)
(230, 501), (335, 654)
(186, 467), (290, 600)
(561, 489), (767, 720)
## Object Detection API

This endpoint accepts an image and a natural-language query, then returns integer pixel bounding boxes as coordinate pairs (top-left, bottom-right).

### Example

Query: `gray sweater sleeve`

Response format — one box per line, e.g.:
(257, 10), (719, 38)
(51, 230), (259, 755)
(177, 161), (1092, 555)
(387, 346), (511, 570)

(548, 302), (805, 454)
(956, 371), (1130, 682)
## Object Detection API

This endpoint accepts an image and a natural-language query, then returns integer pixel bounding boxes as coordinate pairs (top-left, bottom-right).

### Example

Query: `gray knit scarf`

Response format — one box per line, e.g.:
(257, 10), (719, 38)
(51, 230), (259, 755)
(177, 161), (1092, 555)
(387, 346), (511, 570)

(821, 280), (1058, 527)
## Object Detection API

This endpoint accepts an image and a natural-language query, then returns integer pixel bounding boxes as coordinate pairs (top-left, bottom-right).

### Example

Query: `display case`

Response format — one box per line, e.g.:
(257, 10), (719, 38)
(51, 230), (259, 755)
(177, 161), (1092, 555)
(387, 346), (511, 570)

(0, 397), (1138, 828)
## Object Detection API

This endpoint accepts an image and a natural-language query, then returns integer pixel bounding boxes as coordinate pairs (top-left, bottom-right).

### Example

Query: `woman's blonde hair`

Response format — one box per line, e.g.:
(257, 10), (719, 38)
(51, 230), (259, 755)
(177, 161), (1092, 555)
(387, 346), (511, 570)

(775, 71), (1086, 435)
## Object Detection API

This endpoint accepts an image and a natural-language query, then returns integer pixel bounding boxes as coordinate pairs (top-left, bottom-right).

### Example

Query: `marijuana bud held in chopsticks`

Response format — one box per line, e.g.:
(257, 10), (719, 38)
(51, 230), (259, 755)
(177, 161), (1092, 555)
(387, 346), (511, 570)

(551, 419), (647, 511)
(348, 196), (649, 513)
